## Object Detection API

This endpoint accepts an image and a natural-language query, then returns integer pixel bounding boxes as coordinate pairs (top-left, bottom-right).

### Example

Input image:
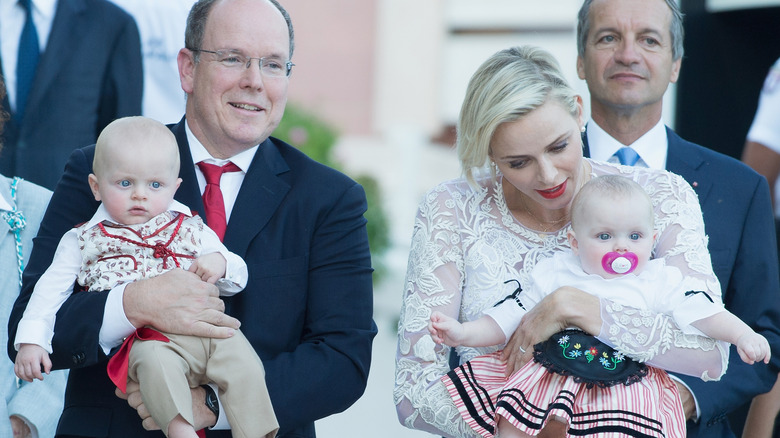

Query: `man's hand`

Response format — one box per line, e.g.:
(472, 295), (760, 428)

(10, 415), (31, 438)
(116, 381), (217, 431)
(674, 381), (697, 421)
(501, 286), (600, 375)
(123, 269), (240, 338)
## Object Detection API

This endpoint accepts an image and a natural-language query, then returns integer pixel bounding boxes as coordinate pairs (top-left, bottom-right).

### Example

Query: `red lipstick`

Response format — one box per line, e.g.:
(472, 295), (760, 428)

(536, 180), (567, 199)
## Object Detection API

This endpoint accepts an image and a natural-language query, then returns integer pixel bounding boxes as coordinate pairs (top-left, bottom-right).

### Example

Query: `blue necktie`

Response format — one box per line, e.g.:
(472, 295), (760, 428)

(16, 0), (40, 121)
(615, 147), (640, 166)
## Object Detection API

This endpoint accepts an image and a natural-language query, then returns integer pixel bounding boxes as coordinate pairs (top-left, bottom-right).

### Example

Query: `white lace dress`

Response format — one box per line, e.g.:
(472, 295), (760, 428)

(394, 159), (729, 437)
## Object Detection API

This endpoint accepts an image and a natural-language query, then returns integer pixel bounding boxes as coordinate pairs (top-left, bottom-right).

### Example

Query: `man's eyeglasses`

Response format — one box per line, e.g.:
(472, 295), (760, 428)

(191, 49), (294, 78)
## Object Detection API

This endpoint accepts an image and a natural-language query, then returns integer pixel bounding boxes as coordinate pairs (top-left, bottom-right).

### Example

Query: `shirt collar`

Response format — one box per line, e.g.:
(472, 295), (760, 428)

(0, 190), (12, 212)
(586, 119), (669, 169)
(84, 200), (193, 229)
(33, 0), (57, 17)
(185, 121), (258, 173)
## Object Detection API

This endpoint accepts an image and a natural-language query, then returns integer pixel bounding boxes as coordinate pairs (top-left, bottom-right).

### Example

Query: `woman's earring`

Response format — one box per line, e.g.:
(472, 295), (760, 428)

(580, 125), (586, 133)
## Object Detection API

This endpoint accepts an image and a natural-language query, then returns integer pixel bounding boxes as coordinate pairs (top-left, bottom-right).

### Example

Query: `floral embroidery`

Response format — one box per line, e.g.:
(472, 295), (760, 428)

(558, 333), (626, 371)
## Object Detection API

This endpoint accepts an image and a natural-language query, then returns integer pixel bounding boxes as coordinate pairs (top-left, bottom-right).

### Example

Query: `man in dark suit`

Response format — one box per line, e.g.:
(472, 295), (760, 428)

(576, 0), (780, 437)
(7, 0), (377, 436)
(0, 0), (143, 190)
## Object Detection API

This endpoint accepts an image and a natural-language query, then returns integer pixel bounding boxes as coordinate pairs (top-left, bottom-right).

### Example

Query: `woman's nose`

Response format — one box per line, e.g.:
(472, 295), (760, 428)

(537, 158), (558, 185)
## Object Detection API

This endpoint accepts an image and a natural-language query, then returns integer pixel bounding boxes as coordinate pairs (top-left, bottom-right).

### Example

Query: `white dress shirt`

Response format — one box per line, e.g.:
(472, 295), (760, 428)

(586, 119), (669, 170)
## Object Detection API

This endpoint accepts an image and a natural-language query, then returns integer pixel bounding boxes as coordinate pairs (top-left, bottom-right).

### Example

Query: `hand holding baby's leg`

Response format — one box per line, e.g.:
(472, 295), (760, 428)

(736, 331), (772, 364)
(14, 344), (52, 382)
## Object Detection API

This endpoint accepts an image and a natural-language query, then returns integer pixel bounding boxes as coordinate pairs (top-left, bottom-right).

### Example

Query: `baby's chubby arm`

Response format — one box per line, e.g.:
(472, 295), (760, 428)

(429, 310), (506, 348)
(692, 310), (771, 365)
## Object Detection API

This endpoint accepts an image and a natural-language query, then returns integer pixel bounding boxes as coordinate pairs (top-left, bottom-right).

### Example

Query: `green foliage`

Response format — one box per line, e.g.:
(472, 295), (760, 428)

(273, 104), (338, 168)
(273, 104), (390, 283)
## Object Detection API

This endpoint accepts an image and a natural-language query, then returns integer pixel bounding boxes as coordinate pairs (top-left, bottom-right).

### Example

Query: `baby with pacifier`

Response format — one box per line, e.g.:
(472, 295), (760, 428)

(429, 174), (769, 438)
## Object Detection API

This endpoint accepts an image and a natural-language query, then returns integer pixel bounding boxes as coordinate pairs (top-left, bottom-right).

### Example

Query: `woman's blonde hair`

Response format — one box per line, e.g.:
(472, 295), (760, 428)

(457, 45), (581, 186)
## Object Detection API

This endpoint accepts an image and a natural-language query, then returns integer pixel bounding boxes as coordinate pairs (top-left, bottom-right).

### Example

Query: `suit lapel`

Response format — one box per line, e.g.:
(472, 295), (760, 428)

(664, 128), (713, 203)
(24, 0), (86, 119)
(223, 139), (290, 255)
(170, 119), (290, 255)
(170, 119), (206, 216)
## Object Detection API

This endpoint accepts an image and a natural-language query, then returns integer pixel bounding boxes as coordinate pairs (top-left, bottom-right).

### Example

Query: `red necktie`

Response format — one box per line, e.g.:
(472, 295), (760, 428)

(197, 161), (241, 241)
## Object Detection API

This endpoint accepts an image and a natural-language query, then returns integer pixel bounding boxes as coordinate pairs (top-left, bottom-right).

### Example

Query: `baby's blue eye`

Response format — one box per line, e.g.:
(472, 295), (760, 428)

(151, 182), (161, 189)
(120, 180), (130, 187)
(630, 233), (641, 240)
(598, 233), (610, 240)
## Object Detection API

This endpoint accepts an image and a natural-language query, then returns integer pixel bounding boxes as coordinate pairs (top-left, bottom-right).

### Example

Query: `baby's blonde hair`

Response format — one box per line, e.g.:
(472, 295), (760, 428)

(570, 175), (654, 231)
(93, 116), (179, 177)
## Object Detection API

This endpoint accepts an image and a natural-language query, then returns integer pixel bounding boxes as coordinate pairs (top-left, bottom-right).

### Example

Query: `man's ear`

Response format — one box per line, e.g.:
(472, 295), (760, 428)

(576, 55), (586, 80)
(88, 174), (102, 202)
(178, 49), (196, 94)
(568, 230), (579, 254)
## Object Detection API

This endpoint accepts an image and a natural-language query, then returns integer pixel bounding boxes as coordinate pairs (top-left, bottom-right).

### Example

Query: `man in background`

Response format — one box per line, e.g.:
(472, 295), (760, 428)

(577, 0), (780, 436)
(0, 0), (142, 189)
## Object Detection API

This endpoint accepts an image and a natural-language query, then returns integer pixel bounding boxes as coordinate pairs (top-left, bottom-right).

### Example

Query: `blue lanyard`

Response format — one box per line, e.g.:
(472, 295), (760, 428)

(2, 178), (27, 287)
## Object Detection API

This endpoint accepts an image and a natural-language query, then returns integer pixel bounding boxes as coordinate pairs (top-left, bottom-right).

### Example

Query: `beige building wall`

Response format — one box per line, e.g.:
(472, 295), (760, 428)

(282, 0), (378, 135)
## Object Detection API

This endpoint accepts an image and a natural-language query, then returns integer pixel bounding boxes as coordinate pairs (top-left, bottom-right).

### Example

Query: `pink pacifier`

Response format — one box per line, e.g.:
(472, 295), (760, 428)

(601, 251), (639, 275)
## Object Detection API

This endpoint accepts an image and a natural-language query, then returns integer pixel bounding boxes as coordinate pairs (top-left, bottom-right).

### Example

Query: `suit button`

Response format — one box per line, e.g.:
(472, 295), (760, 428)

(72, 352), (86, 365)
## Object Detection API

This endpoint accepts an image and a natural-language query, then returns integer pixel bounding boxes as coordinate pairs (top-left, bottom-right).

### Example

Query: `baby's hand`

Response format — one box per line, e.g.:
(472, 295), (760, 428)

(188, 252), (227, 284)
(429, 311), (465, 347)
(15, 344), (52, 382)
(736, 331), (771, 365)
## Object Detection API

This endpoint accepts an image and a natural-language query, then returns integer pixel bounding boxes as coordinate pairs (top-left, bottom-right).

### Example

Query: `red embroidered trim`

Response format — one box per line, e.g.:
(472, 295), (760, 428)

(97, 214), (192, 269)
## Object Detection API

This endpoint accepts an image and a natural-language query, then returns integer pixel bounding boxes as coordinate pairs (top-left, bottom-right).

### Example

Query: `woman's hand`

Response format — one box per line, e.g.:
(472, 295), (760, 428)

(501, 286), (601, 375)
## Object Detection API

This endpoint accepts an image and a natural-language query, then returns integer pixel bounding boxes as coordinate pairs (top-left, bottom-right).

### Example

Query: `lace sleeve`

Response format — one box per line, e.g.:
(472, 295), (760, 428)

(596, 167), (729, 380)
(598, 300), (728, 380)
(394, 185), (481, 437)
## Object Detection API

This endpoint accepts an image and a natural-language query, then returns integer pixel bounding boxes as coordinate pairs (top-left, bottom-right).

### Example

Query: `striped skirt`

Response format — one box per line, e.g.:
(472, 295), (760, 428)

(442, 351), (686, 437)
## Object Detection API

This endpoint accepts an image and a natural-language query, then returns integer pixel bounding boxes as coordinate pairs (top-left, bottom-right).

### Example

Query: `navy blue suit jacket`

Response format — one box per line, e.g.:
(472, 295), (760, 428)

(584, 127), (780, 438)
(7, 118), (377, 437)
(0, 0), (142, 190)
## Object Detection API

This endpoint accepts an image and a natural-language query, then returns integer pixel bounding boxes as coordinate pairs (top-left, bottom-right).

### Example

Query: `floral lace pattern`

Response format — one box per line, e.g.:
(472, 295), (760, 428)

(394, 160), (727, 436)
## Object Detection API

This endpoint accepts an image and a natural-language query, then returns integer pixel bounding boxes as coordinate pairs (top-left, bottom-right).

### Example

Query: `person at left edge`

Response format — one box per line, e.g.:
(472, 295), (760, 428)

(0, 77), (67, 438)
(6, 0), (376, 436)
(0, 0), (143, 190)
